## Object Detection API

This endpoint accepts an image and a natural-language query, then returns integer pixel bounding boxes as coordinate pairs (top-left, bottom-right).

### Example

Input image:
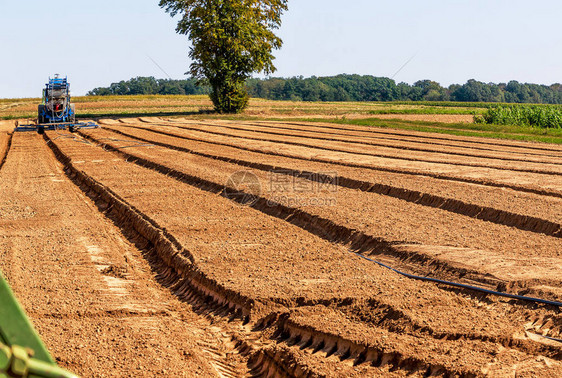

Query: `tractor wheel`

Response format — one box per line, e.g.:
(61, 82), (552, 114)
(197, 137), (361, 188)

(37, 105), (45, 124)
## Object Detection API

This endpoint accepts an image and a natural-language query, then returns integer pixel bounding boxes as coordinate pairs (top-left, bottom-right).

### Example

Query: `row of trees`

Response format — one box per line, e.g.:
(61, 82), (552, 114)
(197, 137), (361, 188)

(247, 75), (562, 103)
(87, 77), (209, 96)
(88, 75), (562, 104)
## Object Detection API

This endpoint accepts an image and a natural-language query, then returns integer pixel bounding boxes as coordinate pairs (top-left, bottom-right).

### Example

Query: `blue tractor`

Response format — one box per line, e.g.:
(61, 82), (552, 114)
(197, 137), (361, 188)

(16, 75), (98, 133)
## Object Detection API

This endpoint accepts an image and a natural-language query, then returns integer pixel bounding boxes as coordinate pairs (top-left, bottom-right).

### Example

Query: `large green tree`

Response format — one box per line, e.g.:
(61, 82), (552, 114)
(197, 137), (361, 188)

(159, 0), (288, 113)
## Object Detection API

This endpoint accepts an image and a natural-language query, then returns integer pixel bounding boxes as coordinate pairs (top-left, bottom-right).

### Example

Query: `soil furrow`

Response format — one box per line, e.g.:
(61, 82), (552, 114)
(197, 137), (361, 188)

(42, 132), (298, 377)
(0, 133), (229, 377)
(264, 120), (562, 154)
(98, 126), (562, 239)
(102, 121), (562, 200)
(41, 131), (454, 376)
(229, 120), (562, 159)
(166, 119), (562, 165)
(102, 122), (562, 225)
(43, 131), (401, 377)
(120, 120), (562, 176)
(45, 130), (562, 375)
(79, 129), (562, 304)
(0, 131), (13, 171)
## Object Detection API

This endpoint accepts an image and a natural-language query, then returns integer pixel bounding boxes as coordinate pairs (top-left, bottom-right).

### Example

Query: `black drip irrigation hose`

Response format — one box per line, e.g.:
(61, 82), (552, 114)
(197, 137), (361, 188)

(351, 252), (562, 308)
(352, 252), (562, 343)
(539, 334), (562, 343)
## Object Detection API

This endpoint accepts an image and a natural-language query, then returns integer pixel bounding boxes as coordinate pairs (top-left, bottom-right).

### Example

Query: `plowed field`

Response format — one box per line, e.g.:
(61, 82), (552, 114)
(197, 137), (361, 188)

(1, 117), (561, 377)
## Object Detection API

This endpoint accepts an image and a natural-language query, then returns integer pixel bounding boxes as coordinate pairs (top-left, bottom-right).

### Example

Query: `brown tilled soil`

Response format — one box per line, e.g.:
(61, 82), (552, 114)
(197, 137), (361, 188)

(79, 126), (562, 296)
(113, 118), (562, 197)
(245, 119), (562, 152)
(0, 120), (15, 133)
(0, 118), (561, 377)
(0, 133), (237, 377)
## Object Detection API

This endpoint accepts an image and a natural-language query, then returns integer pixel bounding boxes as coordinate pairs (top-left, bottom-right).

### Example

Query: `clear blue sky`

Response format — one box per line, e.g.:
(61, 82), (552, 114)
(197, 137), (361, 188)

(1, 0), (561, 98)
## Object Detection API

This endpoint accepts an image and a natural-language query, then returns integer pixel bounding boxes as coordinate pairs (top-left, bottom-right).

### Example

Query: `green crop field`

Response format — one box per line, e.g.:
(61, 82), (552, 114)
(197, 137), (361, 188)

(476, 105), (562, 128)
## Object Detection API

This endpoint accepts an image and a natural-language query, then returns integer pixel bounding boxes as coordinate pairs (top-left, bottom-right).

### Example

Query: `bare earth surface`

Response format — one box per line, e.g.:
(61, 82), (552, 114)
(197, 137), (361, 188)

(0, 117), (561, 377)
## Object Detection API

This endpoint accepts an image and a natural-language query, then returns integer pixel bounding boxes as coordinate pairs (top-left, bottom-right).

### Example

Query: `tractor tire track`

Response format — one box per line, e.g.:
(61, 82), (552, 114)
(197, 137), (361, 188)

(0, 133), (227, 377)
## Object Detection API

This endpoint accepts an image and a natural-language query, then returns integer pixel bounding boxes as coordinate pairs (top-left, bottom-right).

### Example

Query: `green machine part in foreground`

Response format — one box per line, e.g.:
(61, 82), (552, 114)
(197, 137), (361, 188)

(0, 272), (77, 378)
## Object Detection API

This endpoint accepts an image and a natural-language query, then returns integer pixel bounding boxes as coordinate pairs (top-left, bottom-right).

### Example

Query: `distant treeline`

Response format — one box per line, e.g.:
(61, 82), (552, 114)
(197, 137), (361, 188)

(88, 75), (562, 104)
(87, 77), (210, 96)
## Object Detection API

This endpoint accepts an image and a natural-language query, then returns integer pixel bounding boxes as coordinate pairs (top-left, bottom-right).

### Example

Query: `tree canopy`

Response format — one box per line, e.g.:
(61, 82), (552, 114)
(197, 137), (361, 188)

(245, 75), (562, 104)
(159, 0), (288, 113)
(88, 75), (562, 105)
(87, 77), (209, 96)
